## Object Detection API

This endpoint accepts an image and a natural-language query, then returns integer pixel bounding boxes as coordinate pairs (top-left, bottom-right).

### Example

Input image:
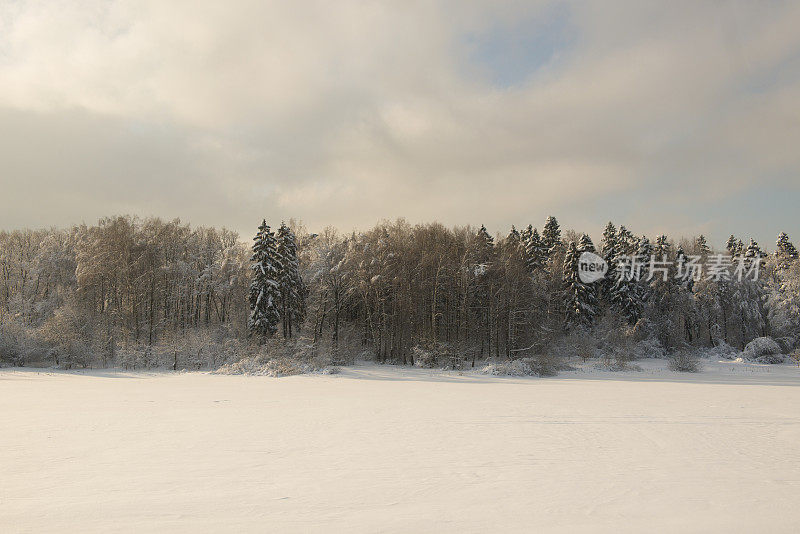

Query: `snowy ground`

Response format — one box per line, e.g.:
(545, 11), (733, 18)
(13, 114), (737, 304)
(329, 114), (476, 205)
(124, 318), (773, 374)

(2, 359), (800, 533)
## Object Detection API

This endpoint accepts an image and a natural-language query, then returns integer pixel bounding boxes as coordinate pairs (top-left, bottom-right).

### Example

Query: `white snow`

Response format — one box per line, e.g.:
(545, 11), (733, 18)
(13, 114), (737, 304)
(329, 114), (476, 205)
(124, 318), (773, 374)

(2, 359), (800, 533)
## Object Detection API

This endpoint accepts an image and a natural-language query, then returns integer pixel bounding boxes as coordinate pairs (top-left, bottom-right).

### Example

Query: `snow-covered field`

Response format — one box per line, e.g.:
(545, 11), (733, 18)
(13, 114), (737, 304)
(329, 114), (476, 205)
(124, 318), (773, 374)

(2, 359), (800, 533)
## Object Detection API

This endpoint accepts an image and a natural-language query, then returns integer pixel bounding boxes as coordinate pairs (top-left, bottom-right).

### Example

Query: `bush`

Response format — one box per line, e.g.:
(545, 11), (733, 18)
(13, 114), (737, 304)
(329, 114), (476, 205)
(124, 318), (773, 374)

(700, 341), (738, 360)
(553, 327), (596, 362)
(412, 346), (438, 368)
(742, 337), (785, 364)
(668, 351), (702, 372)
(479, 354), (562, 377)
(527, 354), (564, 377)
(480, 359), (532, 377)
(633, 338), (666, 359)
(215, 355), (334, 377)
(0, 321), (30, 366)
(411, 342), (463, 369)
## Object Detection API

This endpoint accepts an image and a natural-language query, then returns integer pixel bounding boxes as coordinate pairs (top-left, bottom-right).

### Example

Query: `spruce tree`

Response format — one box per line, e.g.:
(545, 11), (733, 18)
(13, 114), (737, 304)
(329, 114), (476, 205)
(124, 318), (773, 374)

(654, 235), (670, 259)
(726, 235), (738, 256)
(578, 233), (595, 253)
(609, 239), (643, 325)
(695, 235), (711, 258)
(601, 222), (618, 258)
(617, 225), (636, 255)
(520, 224), (532, 243)
(637, 236), (653, 282)
(506, 225), (521, 248)
(276, 222), (306, 339)
(524, 227), (546, 273)
(744, 239), (764, 268)
(675, 245), (693, 291)
(733, 239), (745, 259)
(600, 222), (618, 302)
(563, 241), (597, 328)
(476, 225), (494, 249)
(248, 220), (282, 341)
(776, 232), (798, 269)
(542, 216), (562, 256)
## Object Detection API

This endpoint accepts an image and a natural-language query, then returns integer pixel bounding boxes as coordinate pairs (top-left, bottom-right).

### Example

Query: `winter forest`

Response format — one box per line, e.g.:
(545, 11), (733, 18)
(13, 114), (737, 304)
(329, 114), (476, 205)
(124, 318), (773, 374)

(2, 214), (798, 374)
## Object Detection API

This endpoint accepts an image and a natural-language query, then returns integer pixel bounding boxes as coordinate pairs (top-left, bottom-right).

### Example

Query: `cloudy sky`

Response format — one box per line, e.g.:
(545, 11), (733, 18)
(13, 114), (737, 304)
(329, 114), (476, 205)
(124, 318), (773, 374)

(1, 1), (799, 247)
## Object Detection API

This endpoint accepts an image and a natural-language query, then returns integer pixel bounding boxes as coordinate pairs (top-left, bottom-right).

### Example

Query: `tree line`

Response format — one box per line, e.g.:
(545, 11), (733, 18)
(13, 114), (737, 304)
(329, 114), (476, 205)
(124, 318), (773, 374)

(1, 214), (798, 369)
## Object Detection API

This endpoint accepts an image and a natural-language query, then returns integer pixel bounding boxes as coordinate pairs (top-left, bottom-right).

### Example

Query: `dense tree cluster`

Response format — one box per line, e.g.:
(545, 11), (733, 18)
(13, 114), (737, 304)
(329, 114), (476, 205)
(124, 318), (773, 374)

(1, 214), (799, 369)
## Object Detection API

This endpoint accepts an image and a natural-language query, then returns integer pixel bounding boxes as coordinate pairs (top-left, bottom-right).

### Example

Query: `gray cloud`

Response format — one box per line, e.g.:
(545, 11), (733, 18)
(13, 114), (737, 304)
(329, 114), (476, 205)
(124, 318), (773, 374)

(0, 1), (798, 247)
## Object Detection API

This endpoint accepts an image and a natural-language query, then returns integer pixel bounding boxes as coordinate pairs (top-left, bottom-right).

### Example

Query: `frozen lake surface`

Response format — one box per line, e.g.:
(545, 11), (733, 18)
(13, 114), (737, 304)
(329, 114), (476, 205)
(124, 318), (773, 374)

(2, 359), (799, 533)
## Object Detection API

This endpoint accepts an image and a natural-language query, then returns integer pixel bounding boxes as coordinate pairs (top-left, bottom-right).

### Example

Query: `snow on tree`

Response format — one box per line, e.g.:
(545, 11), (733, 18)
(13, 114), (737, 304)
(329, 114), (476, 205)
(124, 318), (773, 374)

(617, 225), (636, 255)
(654, 235), (671, 260)
(578, 233), (596, 253)
(609, 240), (644, 325)
(601, 222), (617, 258)
(733, 239), (745, 259)
(523, 227), (546, 273)
(726, 235), (738, 256)
(248, 220), (281, 341)
(776, 232), (798, 270)
(520, 224), (532, 251)
(695, 235), (711, 258)
(767, 260), (800, 338)
(476, 225), (494, 250)
(542, 216), (562, 256)
(276, 222), (306, 339)
(505, 226), (522, 255)
(744, 238), (764, 268)
(600, 222), (619, 302)
(563, 240), (597, 328)
(675, 244), (693, 291)
(637, 235), (652, 282)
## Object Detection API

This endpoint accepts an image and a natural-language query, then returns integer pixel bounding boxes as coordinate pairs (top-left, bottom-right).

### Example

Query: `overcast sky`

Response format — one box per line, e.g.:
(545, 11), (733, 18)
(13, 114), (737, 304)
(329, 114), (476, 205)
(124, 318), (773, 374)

(1, 1), (799, 247)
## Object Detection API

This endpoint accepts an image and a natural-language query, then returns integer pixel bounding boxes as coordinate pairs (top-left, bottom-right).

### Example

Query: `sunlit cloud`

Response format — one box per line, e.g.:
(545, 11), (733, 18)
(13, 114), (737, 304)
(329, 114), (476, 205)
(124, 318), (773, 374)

(1, 0), (799, 246)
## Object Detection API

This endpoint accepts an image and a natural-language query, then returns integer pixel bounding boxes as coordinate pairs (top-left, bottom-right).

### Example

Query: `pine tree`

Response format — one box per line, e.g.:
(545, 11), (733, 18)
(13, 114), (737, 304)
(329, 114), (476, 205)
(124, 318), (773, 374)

(654, 235), (670, 259)
(675, 244), (693, 290)
(776, 232), (798, 269)
(475, 224), (494, 267)
(617, 225), (636, 255)
(578, 233), (595, 253)
(609, 232), (644, 325)
(477, 225), (494, 248)
(563, 241), (597, 328)
(276, 222), (306, 339)
(542, 216), (562, 256)
(524, 227), (546, 273)
(637, 236), (652, 282)
(506, 225), (521, 248)
(695, 235), (711, 258)
(733, 239), (745, 259)
(744, 239), (764, 268)
(600, 222), (618, 302)
(601, 223), (617, 258)
(520, 225), (532, 251)
(248, 220), (281, 341)
(726, 235), (738, 256)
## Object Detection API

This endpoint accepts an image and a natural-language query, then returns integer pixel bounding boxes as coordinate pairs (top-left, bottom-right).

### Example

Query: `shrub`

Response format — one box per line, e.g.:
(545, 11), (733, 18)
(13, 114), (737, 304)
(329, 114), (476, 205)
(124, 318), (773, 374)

(668, 351), (702, 372)
(700, 341), (738, 360)
(526, 354), (563, 377)
(633, 338), (666, 359)
(479, 355), (562, 377)
(216, 354), (334, 377)
(412, 346), (438, 368)
(0, 321), (30, 366)
(480, 360), (532, 377)
(742, 337), (785, 364)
